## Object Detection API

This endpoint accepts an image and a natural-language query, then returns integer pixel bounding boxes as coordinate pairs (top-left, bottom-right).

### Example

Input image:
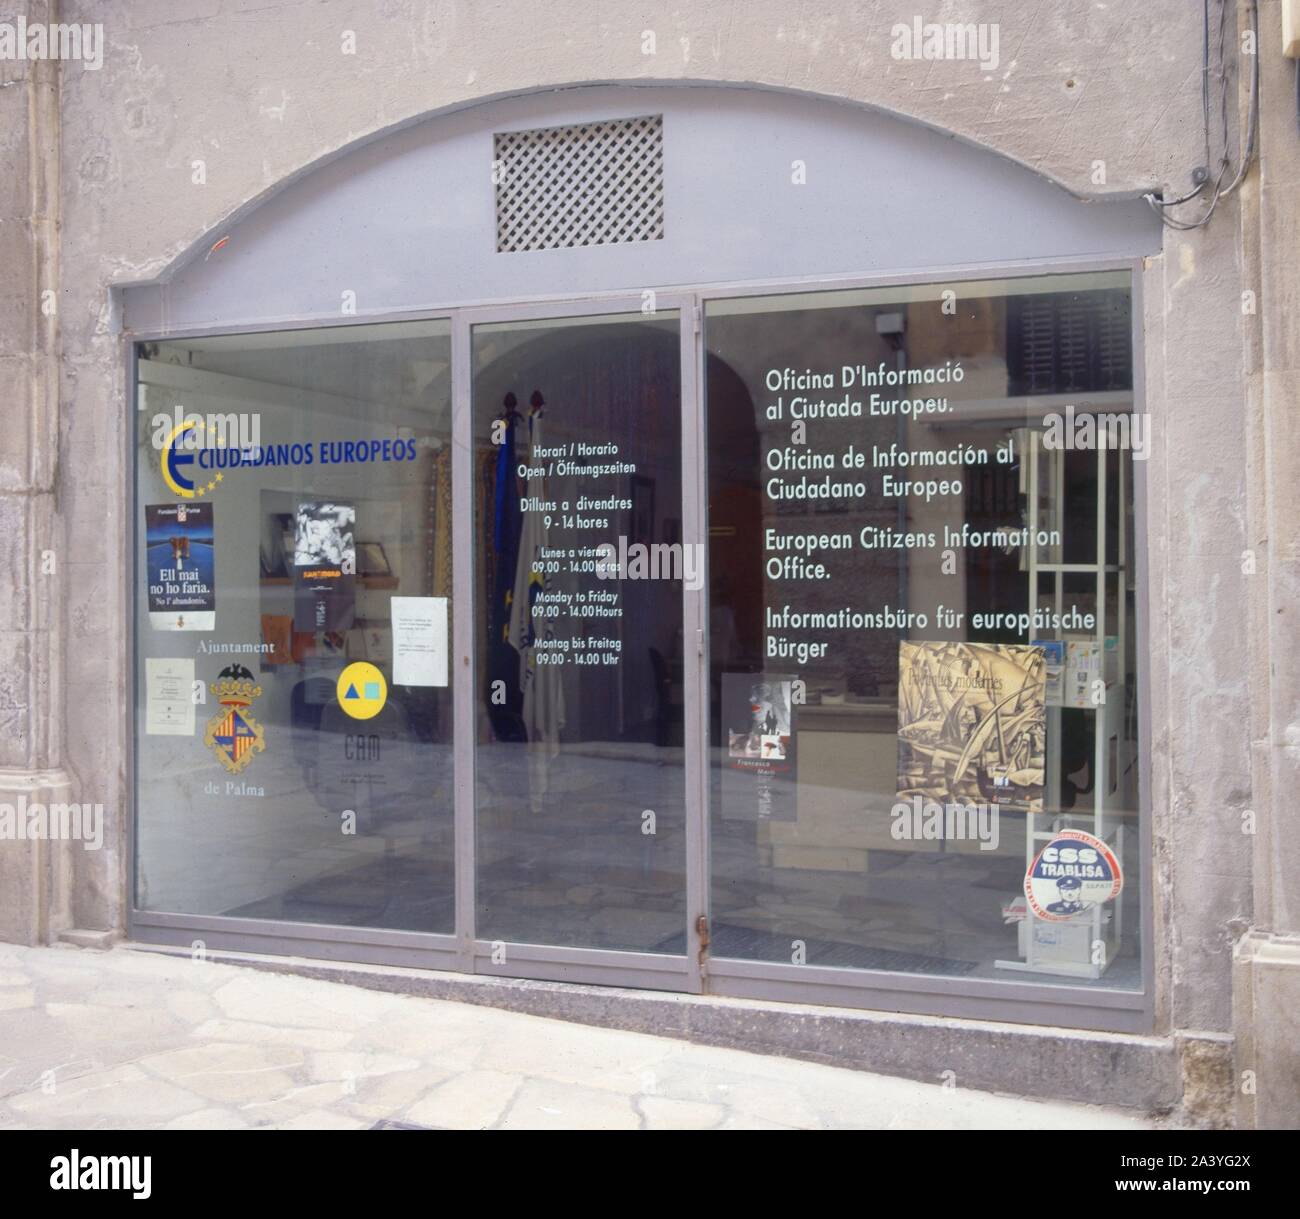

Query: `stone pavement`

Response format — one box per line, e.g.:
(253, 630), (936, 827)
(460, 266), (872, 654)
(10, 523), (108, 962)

(0, 944), (1156, 1130)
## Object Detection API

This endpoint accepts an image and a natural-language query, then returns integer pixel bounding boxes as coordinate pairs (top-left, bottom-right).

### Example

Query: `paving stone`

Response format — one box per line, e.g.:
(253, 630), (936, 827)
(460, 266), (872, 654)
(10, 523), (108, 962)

(272, 1109), (371, 1130)
(638, 1095), (727, 1129)
(79, 951), (197, 981)
(344, 1065), (458, 1121)
(164, 990), (219, 1024)
(86, 987), (165, 1008)
(138, 1042), (304, 1104)
(469, 1018), (677, 1092)
(0, 987), (36, 1010)
(644, 1058), (826, 1128)
(7, 1064), (207, 1122)
(404, 1070), (522, 1130)
(165, 1107), (253, 1129)
(21, 950), (104, 977)
(717, 1112), (797, 1130)
(43, 1002), (184, 1043)
(307, 1050), (423, 1085)
(190, 1018), (353, 1051)
(348, 1009), (484, 1064)
(210, 972), (406, 1029)
(500, 1078), (641, 1130)
(238, 1081), (354, 1125)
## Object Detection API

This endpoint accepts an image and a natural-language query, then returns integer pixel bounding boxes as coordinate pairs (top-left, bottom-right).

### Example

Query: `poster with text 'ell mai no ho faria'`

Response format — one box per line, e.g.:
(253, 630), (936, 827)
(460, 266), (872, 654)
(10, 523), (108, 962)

(897, 641), (1045, 815)
(145, 502), (215, 631)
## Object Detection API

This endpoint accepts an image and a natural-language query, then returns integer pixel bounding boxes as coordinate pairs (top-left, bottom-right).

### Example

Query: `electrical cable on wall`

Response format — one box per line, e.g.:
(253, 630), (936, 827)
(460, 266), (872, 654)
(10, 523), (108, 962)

(1145, 0), (1259, 230)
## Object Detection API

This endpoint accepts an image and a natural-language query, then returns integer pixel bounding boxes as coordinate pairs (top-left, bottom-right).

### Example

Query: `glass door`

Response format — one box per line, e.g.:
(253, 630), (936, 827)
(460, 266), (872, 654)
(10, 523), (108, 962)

(462, 300), (700, 987)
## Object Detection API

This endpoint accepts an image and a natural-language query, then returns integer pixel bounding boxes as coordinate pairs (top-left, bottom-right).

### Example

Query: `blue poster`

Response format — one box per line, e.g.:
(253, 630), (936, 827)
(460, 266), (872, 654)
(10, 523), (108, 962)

(146, 503), (215, 630)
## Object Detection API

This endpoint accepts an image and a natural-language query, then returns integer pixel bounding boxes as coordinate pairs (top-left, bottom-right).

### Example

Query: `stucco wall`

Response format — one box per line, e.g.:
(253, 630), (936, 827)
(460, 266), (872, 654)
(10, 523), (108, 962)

(65, 0), (1205, 287)
(3, 0), (1288, 1119)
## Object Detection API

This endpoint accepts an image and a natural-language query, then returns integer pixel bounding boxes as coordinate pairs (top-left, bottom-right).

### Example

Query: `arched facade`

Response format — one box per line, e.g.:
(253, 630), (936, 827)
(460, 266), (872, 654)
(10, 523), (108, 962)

(121, 83), (1160, 1037)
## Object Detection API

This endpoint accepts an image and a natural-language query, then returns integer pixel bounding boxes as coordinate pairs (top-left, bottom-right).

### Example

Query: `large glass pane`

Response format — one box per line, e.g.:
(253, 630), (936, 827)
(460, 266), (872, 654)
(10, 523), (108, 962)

(473, 311), (686, 952)
(704, 273), (1142, 988)
(134, 320), (454, 932)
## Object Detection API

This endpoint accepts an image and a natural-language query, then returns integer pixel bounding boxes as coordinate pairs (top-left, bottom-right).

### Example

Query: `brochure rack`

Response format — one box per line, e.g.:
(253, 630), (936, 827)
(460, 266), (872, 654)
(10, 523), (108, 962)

(996, 426), (1130, 980)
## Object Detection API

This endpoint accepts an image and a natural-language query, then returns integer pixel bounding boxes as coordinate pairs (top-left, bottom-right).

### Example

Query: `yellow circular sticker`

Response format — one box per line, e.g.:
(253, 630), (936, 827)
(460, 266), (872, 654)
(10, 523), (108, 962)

(337, 662), (387, 720)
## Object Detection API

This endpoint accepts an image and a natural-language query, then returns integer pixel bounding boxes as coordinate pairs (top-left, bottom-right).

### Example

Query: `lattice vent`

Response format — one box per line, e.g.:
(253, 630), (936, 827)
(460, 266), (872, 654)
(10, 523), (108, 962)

(494, 115), (664, 253)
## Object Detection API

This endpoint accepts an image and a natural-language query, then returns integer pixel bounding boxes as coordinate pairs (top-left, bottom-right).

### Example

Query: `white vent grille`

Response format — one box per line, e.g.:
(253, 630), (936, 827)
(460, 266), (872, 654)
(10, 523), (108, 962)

(494, 115), (664, 253)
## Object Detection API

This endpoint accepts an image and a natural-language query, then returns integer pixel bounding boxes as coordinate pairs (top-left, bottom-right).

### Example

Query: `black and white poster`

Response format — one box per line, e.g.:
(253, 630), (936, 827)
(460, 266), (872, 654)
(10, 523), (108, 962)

(292, 501), (356, 632)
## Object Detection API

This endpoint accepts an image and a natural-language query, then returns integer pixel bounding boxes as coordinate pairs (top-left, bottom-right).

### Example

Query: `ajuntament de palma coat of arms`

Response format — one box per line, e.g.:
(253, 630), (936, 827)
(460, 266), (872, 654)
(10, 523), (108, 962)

(204, 663), (266, 774)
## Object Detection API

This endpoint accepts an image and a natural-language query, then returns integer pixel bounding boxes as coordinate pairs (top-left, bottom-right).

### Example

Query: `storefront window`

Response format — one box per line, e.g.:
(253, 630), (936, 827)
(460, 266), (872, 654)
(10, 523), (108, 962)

(131, 271), (1145, 1008)
(704, 272), (1141, 987)
(134, 321), (454, 932)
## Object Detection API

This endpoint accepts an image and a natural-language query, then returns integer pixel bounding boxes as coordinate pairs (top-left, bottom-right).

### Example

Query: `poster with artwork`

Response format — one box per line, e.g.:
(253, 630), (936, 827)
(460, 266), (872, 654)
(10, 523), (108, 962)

(293, 501), (356, 632)
(145, 503), (215, 630)
(720, 673), (797, 821)
(897, 641), (1045, 814)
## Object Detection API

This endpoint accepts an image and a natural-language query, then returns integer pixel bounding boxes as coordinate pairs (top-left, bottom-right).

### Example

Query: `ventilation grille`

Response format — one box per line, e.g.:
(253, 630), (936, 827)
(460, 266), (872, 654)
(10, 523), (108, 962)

(494, 115), (664, 253)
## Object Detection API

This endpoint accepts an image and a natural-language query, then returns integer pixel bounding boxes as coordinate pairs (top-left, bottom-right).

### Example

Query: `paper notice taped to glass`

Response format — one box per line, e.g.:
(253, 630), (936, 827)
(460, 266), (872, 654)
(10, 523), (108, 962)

(391, 596), (449, 686)
(146, 657), (196, 735)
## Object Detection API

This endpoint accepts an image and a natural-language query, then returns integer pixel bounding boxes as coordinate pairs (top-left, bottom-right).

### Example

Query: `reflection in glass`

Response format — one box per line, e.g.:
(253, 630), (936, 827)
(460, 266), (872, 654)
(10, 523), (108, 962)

(135, 321), (454, 932)
(704, 274), (1141, 988)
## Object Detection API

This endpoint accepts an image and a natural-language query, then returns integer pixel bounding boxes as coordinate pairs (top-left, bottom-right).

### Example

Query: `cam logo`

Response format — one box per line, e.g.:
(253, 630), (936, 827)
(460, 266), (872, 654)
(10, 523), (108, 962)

(203, 664), (266, 774)
(345, 733), (381, 761)
(161, 418), (224, 500)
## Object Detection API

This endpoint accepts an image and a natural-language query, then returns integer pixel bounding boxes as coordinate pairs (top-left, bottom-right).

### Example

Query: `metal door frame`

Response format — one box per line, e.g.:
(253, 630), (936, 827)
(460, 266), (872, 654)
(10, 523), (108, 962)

(454, 292), (704, 993)
(689, 258), (1153, 1034)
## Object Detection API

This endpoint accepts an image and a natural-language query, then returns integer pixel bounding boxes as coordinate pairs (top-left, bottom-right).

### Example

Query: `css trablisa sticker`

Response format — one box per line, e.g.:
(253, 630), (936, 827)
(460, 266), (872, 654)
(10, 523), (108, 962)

(1024, 829), (1122, 922)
